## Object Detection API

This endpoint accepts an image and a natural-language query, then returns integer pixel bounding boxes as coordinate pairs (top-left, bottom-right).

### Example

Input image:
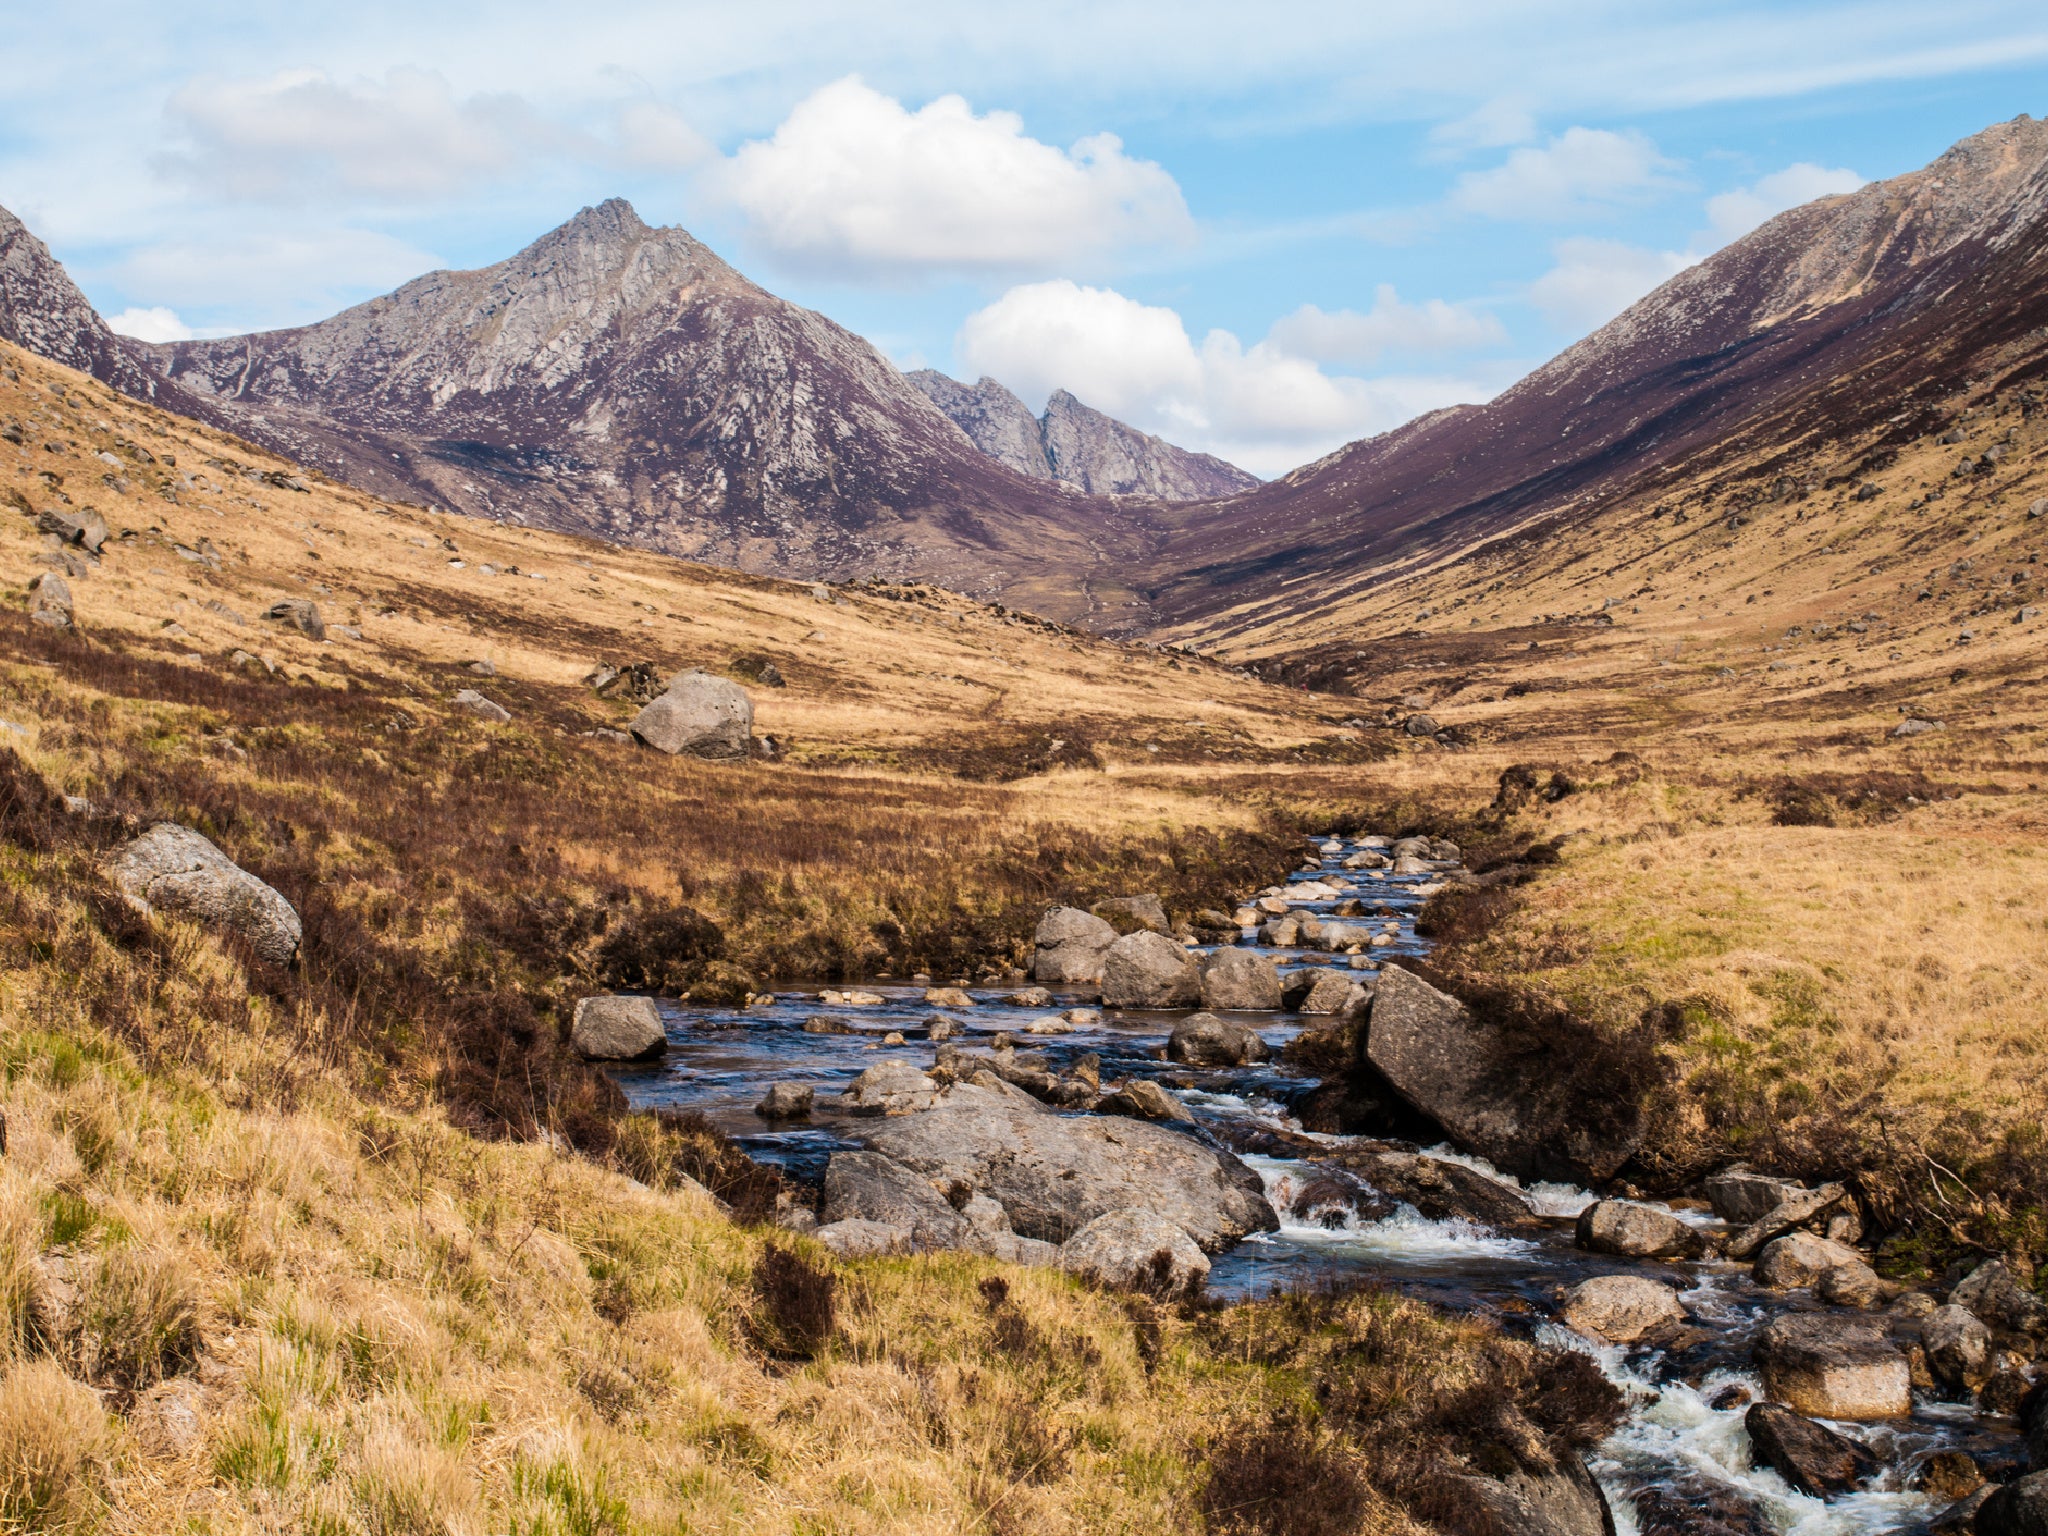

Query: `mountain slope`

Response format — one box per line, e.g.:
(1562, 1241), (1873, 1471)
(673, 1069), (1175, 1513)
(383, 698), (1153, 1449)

(908, 370), (1258, 499)
(1147, 114), (2048, 641)
(124, 200), (1162, 624)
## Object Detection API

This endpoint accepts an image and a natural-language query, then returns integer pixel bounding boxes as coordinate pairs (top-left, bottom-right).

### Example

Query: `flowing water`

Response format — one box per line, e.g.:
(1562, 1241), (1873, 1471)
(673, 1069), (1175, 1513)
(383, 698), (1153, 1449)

(612, 839), (2019, 1533)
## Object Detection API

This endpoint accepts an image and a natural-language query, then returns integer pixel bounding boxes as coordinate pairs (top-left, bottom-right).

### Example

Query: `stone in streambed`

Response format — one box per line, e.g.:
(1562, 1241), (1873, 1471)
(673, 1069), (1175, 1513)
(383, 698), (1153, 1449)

(1725, 1182), (1849, 1259)
(1284, 967), (1368, 1014)
(1742, 1401), (1880, 1497)
(1921, 1303), (1992, 1394)
(1704, 1167), (1802, 1224)
(1032, 906), (1118, 985)
(827, 1060), (938, 1117)
(1977, 1470), (2048, 1536)
(755, 1082), (813, 1119)
(1562, 1275), (1684, 1342)
(1097, 1079), (1188, 1121)
(570, 994), (666, 1059)
(1198, 946), (1281, 1010)
(1323, 1148), (1537, 1230)
(1753, 1313), (1910, 1420)
(102, 822), (303, 965)
(1752, 1230), (1866, 1288)
(1166, 1011), (1269, 1067)
(1060, 1210), (1208, 1297)
(1575, 1200), (1708, 1260)
(1100, 930), (1200, 1008)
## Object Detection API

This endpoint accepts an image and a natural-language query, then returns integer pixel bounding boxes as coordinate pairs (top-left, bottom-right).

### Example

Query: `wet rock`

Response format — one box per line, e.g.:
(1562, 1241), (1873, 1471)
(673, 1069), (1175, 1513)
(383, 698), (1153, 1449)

(1005, 987), (1052, 1007)
(1914, 1449), (1986, 1503)
(829, 1061), (939, 1117)
(1815, 1261), (1891, 1309)
(1097, 1079), (1188, 1122)
(1562, 1274), (1684, 1342)
(1952, 1259), (2048, 1337)
(755, 1082), (813, 1119)
(801, 1014), (853, 1034)
(1198, 947), (1281, 1011)
(1929, 1486), (1994, 1534)
(1754, 1313), (1911, 1419)
(1449, 1456), (1612, 1536)
(1282, 1167), (1393, 1228)
(1284, 967), (1367, 1015)
(451, 688), (511, 723)
(853, 1081), (1276, 1251)
(923, 986), (975, 1008)
(1743, 1401), (1879, 1496)
(1922, 1303), (1992, 1394)
(263, 598), (325, 639)
(1977, 1470), (2048, 1536)
(1725, 1183), (1849, 1259)
(1325, 1148), (1538, 1230)
(570, 995), (666, 1059)
(814, 1218), (911, 1258)
(102, 822), (302, 964)
(1364, 964), (1639, 1182)
(1576, 1200), (1708, 1260)
(1060, 1210), (1208, 1297)
(1257, 916), (1300, 947)
(1032, 906), (1118, 985)
(1100, 930), (1200, 1009)
(821, 1152), (966, 1250)
(1753, 1231), (1866, 1289)
(1704, 1167), (1801, 1225)
(629, 670), (754, 758)
(1091, 894), (1170, 935)
(1981, 1353), (2037, 1416)
(1166, 1011), (1270, 1067)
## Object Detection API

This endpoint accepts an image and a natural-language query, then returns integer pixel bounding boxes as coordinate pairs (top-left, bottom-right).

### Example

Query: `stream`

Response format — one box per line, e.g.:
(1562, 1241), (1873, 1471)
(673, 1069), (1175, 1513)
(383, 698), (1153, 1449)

(612, 836), (2020, 1534)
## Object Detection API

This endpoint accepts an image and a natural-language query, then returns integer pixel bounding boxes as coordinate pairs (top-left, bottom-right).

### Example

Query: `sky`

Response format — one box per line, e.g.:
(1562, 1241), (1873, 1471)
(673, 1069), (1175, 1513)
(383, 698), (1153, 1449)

(2, 3), (2044, 478)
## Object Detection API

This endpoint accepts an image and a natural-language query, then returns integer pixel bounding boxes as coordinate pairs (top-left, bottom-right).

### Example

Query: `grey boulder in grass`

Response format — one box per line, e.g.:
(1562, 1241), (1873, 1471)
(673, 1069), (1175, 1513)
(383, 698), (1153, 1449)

(102, 823), (301, 964)
(629, 670), (753, 758)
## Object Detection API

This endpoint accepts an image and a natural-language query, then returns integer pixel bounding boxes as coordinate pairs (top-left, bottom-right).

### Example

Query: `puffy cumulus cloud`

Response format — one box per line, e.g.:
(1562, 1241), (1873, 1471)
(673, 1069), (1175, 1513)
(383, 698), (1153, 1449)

(711, 77), (1192, 276)
(1529, 237), (1694, 332)
(956, 280), (1504, 477)
(104, 306), (194, 343)
(1705, 161), (1863, 243)
(1265, 286), (1505, 365)
(1450, 127), (1682, 221)
(158, 68), (710, 203)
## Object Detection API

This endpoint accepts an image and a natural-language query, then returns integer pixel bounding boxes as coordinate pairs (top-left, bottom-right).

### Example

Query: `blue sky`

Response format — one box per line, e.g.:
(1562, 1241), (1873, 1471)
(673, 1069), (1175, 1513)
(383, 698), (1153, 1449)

(3, 1), (2044, 475)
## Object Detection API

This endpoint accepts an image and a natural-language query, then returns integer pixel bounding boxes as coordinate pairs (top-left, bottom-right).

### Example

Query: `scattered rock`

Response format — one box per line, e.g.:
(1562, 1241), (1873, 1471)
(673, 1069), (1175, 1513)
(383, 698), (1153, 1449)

(1704, 1167), (1801, 1225)
(1032, 906), (1118, 985)
(814, 1218), (911, 1258)
(1752, 1231), (1866, 1289)
(1091, 894), (1170, 934)
(1403, 713), (1438, 736)
(37, 507), (109, 552)
(628, 670), (754, 758)
(467, 658), (495, 676)
(1448, 1456), (1614, 1536)
(1098, 1079), (1188, 1121)
(569, 995), (666, 1060)
(1815, 1262), (1890, 1309)
(801, 1015), (853, 1034)
(1922, 1303), (1992, 1394)
(1952, 1260), (2048, 1337)
(101, 823), (302, 964)
(1725, 1183), (1849, 1259)
(756, 1082), (813, 1119)
(1006, 987), (1052, 1007)
(263, 599), (325, 640)
(1576, 1201), (1708, 1260)
(1977, 1470), (2048, 1536)
(451, 688), (511, 723)
(1100, 930), (1201, 1009)
(1893, 718), (1942, 738)
(1930, 1486), (1996, 1534)
(1983, 1355), (2038, 1416)
(1743, 1401), (1880, 1497)
(829, 1061), (938, 1117)
(1198, 946), (1282, 1011)
(27, 571), (72, 629)
(1754, 1313), (1911, 1420)
(1563, 1275), (1684, 1342)
(1285, 967), (1366, 1015)
(924, 987), (975, 1008)
(1914, 1450), (1986, 1504)
(1166, 1012), (1270, 1067)
(1322, 1148), (1537, 1230)
(1060, 1210), (1209, 1296)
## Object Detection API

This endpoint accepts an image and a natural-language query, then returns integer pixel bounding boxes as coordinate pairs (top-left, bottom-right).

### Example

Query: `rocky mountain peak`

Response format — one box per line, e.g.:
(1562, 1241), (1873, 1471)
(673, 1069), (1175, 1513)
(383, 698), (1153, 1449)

(0, 203), (179, 402)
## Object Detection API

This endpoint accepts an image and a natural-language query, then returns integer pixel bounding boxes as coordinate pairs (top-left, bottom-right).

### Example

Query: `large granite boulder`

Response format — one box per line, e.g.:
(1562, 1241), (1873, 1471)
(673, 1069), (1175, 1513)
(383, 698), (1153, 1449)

(1562, 1275), (1683, 1342)
(1704, 1167), (1802, 1225)
(569, 995), (666, 1059)
(1363, 965), (1639, 1182)
(1199, 947), (1281, 1011)
(1100, 930), (1200, 1009)
(28, 572), (73, 629)
(1921, 1303), (1992, 1394)
(827, 1060), (939, 1117)
(1754, 1314), (1910, 1420)
(853, 1081), (1276, 1251)
(1952, 1259), (2048, 1337)
(629, 670), (753, 758)
(1322, 1148), (1538, 1230)
(1742, 1402), (1879, 1497)
(1166, 1012), (1270, 1067)
(102, 823), (302, 964)
(1032, 906), (1118, 985)
(1752, 1231), (1866, 1289)
(1977, 1470), (2048, 1536)
(1060, 1210), (1209, 1297)
(1575, 1200), (1707, 1260)
(821, 1152), (966, 1251)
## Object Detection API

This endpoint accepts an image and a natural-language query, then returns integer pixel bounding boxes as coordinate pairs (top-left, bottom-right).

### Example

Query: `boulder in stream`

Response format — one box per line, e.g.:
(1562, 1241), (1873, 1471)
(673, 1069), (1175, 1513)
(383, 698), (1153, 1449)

(1952, 1259), (2048, 1337)
(1324, 1147), (1539, 1230)
(1742, 1401), (1879, 1496)
(1284, 967), (1367, 1015)
(1977, 1470), (2048, 1536)
(755, 1082), (813, 1119)
(1100, 930), (1201, 1008)
(1725, 1182), (1849, 1259)
(1562, 1275), (1683, 1342)
(1166, 1012), (1270, 1067)
(1921, 1303), (1992, 1394)
(827, 1060), (939, 1117)
(1704, 1167), (1803, 1224)
(569, 995), (667, 1059)
(1752, 1230), (1866, 1289)
(1060, 1210), (1209, 1297)
(1754, 1313), (1911, 1419)
(1031, 906), (1118, 985)
(1198, 947), (1281, 1010)
(1575, 1200), (1708, 1260)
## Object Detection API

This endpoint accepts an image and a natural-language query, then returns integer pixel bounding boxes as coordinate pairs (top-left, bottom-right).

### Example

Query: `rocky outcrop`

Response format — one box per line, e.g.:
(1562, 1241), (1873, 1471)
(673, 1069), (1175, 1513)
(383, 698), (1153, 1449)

(1575, 1201), (1708, 1260)
(1059, 1210), (1209, 1296)
(1032, 907), (1118, 986)
(851, 1081), (1276, 1251)
(907, 371), (1258, 501)
(1922, 1304), (1992, 1394)
(1100, 931), (1200, 1009)
(1, 202), (187, 404)
(102, 824), (302, 964)
(1364, 966), (1640, 1182)
(1754, 1314), (1911, 1420)
(569, 995), (666, 1059)
(1742, 1402), (1879, 1497)
(1166, 1012), (1270, 1067)
(629, 671), (753, 758)
(1321, 1147), (1538, 1230)
(1198, 947), (1281, 1011)
(821, 1152), (966, 1250)
(1562, 1275), (1683, 1342)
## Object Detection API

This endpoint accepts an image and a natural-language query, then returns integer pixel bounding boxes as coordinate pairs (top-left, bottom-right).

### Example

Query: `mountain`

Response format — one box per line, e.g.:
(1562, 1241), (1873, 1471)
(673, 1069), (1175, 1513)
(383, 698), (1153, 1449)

(0, 205), (194, 407)
(1143, 114), (2048, 640)
(907, 371), (1258, 499)
(120, 200), (1161, 624)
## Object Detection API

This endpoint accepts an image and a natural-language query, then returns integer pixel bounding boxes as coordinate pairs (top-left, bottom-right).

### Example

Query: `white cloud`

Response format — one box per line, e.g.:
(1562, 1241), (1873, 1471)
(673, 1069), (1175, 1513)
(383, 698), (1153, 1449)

(1427, 97), (1538, 154)
(614, 101), (714, 170)
(956, 280), (1505, 476)
(1704, 161), (1863, 243)
(711, 76), (1192, 276)
(1450, 127), (1682, 220)
(1529, 237), (1694, 331)
(113, 228), (440, 326)
(104, 306), (195, 343)
(1266, 286), (1505, 364)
